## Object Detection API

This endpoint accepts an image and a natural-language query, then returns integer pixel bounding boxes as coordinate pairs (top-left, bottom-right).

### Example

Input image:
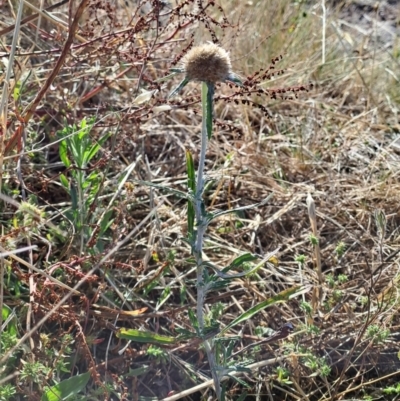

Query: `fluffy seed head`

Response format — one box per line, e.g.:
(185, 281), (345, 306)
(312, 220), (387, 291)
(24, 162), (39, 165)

(182, 43), (232, 83)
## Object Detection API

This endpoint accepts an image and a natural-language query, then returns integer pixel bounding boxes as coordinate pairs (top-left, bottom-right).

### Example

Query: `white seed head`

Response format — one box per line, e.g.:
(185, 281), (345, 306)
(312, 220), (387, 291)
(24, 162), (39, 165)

(182, 43), (232, 83)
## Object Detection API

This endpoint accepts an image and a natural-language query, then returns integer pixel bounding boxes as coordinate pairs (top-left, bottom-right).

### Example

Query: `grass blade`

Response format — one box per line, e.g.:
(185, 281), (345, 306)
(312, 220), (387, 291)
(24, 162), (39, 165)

(116, 328), (176, 345)
(221, 286), (303, 334)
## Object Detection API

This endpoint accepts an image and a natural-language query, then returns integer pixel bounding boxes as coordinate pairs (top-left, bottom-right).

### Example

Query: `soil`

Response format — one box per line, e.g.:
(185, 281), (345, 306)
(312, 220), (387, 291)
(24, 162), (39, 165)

(332, 0), (400, 48)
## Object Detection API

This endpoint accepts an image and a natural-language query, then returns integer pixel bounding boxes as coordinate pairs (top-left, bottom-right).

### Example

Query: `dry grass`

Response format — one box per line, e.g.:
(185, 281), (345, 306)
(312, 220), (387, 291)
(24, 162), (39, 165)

(0, 0), (400, 400)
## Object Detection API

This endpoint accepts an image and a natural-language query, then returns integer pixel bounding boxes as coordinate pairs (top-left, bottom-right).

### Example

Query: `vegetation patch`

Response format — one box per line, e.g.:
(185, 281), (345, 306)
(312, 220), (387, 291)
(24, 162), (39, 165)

(0, 0), (399, 400)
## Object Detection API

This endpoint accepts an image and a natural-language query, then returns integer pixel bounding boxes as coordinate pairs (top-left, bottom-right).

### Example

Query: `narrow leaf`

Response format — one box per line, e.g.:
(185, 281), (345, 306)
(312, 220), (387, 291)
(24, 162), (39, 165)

(186, 150), (195, 237)
(225, 253), (259, 270)
(59, 174), (70, 191)
(221, 286), (303, 334)
(116, 328), (176, 345)
(84, 143), (101, 164)
(226, 72), (243, 87)
(205, 249), (279, 280)
(41, 371), (90, 401)
(155, 72), (179, 83)
(169, 68), (184, 73)
(70, 185), (78, 210)
(13, 79), (21, 101)
(127, 366), (150, 377)
(228, 375), (250, 388)
(99, 210), (114, 235)
(59, 140), (71, 168)
(206, 83), (214, 139)
(169, 77), (189, 98)
(186, 150), (196, 192)
(188, 309), (198, 329)
(2, 305), (17, 336)
(156, 286), (171, 309)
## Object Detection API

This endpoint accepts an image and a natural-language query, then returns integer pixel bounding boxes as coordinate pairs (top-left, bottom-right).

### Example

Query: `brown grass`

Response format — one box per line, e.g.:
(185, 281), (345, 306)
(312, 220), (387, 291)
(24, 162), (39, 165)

(1, 0), (400, 400)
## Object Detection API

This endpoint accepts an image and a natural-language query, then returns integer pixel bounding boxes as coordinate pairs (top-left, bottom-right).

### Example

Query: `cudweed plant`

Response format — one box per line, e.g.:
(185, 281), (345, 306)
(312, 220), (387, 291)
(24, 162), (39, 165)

(274, 366), (292, 385)
(365, 324), (390, 344)
(167, 42), (311, 398)
(58, 118), (113, 254)
(169, 43), (243, 398)
(0, 384), (16, 401)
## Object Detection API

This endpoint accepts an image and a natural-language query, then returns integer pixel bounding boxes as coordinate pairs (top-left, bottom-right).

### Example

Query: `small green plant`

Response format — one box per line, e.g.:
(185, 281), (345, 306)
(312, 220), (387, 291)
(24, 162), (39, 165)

(326, 273), (348, 287)
(362, 396), (373, 401)
(209, 302), (225, 321)
(0, 384), (17, 401)
(20, 361), (50, 385)
(326, 274), (348, 306)
(302, 353), (331, 378)
(58, 117), (113, 254)
(146, 345), (169, 365)
(365, 324), (390, 344)
(383, 382), (400, 395)
(169, 43), (259, 397)
(300, 301), (312, 316)
(335, 241), (346, 257)
(305, 324), (320, 335)
(332, 289), (343, 301)
(295, 254), (306, 264)
(275, 366), (292, 385)
(0, 305), (19, 375)
(309, 234), (319, 246)
(326, 273), (335, 288)
(0, 331), (18, 353)
(359, 296), (369, 306)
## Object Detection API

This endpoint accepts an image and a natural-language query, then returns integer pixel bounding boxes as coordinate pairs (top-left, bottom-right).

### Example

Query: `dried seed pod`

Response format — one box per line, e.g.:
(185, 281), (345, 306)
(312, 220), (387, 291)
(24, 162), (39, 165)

(181, 42), (233, 83)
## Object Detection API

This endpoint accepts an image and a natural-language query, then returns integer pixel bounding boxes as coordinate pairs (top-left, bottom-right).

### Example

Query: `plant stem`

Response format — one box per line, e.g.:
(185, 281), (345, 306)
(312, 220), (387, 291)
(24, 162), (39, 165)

(193, 82), (221, 399)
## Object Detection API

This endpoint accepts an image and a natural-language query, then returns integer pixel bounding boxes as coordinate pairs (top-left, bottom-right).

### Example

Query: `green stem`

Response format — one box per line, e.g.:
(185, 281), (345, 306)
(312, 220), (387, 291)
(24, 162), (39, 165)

(193, 82), (221, 399)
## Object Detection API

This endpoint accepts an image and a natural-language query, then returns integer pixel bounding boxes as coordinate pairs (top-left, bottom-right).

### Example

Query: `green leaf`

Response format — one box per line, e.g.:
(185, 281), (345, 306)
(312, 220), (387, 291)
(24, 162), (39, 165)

(227, 374), (250, 388)
(186, 150), (196, 192)
(41, 371), (90, 401)
(59, 174), (70, 191)
(226, 72), (243, 87)
(155, 72), (179, 83)
(13, 70), (32, 101)
(13, 80), (22, 101)
(156, 286), (171, 309)
(186, 150), (195, 237)
(221, 286), (303, 334)
(169, 77), (190, 98)
(205, 83), (214, 140)
(169, 68), (184, 73)
(221, 385), (226, 401)
(84, 143), (100, 165)
(99, 210), (114, 235)
(2, 305), (17, 336)
(176, 328), (197, 341)
(59, 140), (71, 168)
(70, 185), (78, 211)
(115, 328), (176, 345)
(223, 253), (259, 272)
(188, 309), (198, 330)
(126, 366), (150, 377)
(206, 249), (279, 279)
